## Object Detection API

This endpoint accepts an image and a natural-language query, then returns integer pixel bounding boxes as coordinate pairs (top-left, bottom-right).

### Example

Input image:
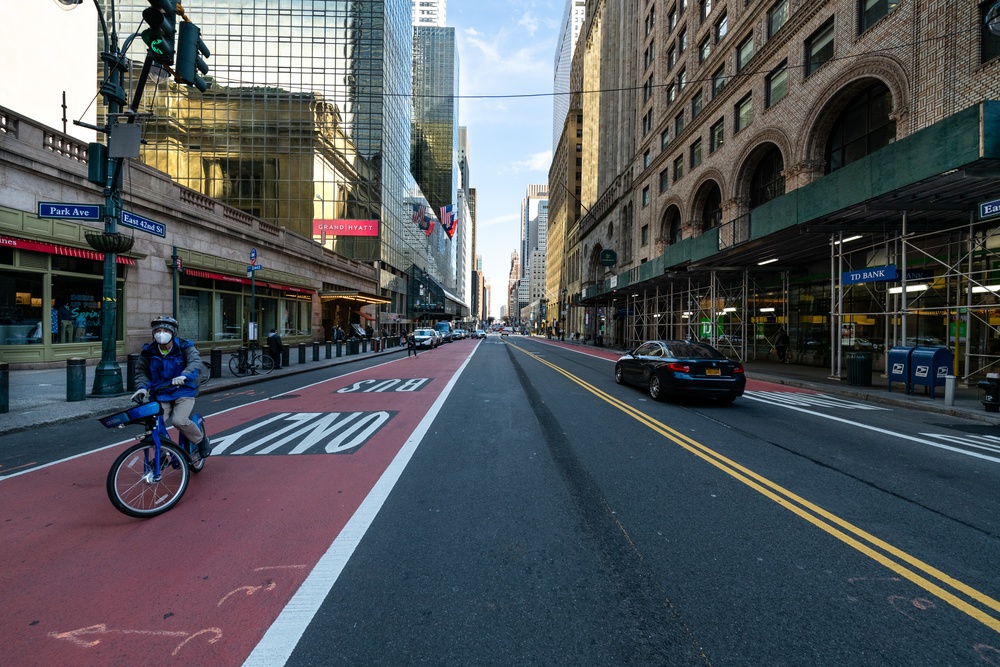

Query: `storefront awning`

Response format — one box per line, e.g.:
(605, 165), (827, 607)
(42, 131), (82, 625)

(1, 234), (136, 265)
(185, 268), (314, 294)
(320, 290), (391, 305)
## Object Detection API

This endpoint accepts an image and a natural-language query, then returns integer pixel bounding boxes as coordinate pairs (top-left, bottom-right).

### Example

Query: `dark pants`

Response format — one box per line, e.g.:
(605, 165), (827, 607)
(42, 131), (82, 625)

(408, 343), (417, 356)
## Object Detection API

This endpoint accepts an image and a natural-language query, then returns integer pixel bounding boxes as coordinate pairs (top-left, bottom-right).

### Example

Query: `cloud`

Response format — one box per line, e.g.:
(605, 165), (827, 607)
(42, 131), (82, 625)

(518, 12), (540, 35)
(512, 150), (553, 172)
(481, 213), (520, 227)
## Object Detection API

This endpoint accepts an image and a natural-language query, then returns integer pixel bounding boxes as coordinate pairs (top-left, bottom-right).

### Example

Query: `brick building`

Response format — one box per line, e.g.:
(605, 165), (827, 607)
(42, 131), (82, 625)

(552, 0), (1000, 380)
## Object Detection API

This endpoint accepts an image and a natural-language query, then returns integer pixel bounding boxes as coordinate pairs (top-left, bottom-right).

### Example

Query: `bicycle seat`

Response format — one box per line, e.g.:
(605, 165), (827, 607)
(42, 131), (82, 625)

(98, 401), (164, 428)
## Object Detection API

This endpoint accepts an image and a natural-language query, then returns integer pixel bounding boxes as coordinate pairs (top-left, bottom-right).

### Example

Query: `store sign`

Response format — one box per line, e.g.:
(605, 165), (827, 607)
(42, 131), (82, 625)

(313, 219), (379, 237)
(599, 249), (617, 266)
(842, 264), (897, 285)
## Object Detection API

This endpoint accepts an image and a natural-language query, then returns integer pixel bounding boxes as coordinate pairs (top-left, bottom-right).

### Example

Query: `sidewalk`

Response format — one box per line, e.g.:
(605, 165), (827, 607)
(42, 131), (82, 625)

(0, 342), (405, 436)
(2, 338), (999, 436)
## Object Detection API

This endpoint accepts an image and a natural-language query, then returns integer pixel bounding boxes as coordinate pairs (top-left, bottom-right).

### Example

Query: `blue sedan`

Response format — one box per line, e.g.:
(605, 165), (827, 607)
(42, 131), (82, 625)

(614, 340), (746, 404)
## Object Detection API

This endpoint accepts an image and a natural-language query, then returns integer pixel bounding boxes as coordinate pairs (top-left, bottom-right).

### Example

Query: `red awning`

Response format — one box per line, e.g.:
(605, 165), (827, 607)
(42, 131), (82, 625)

(185, 268), (315, 294)
(1, 235), (136, 265)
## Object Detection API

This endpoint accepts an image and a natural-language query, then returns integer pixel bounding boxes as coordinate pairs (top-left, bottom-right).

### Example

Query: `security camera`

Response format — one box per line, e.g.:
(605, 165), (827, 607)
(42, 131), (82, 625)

(54, 0), (84, 9)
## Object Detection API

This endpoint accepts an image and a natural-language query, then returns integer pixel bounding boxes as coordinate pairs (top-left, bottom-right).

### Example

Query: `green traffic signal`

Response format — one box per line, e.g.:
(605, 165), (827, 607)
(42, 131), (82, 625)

(141, 0), (177, 65)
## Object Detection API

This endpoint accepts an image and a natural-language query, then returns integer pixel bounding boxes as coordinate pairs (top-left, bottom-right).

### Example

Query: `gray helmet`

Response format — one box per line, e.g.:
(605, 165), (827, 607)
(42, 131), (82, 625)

(151, 316), (179, 337)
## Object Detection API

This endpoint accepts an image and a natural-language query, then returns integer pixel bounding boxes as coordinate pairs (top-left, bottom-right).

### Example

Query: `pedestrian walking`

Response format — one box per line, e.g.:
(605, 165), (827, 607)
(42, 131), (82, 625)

(407, 331), (418, 357)
(775, 327), (790, 363)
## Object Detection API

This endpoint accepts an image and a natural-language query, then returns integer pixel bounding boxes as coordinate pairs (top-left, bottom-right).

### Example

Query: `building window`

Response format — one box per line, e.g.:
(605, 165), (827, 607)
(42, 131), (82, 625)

(982, 1), (1000, 63)
(735, 93), (753, 132)
(668, 46), (677, 69)
(674, 155), (685, 182)
(715, 12), (728, 42)
(710, 118), (724, 152)
(690, 139), (702, 168)
(644, 149), (651, 169)
(750, 146), (786, 206)
(826, 81), (895, 173)
(766, 60), (788, 107)
(699, 36), (711, 63)
(678, 28), (687, 53)
(701, 184), (722, 231)
(678, 67), (687, 90)
(642, 186), (651, 207)
(860, 0), (898, 33)
(675, 111), (685, 136)
(644, 41), (655, 70)
(692, 90), (704, 119)
(645, 6), (656, 36)
(712, 65), (726, 97)
(667, 82), (677, 103)
(660, 168), (670, 192)
(806, 18), (835, 76)
(669, 7), (677, 32)
(679, 0), (687, 12)
(641, 224), (650, 246)
(767, 0), (788, 39)
(737, 35), (754, 72)
(661, 129), (670, 149)
(700, 0), (712, 22)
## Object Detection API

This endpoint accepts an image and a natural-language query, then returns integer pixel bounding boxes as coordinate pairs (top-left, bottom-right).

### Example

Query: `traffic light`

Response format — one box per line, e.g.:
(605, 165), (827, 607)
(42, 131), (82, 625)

(176, 20), (211, 92)
(140, 0), (177, 65)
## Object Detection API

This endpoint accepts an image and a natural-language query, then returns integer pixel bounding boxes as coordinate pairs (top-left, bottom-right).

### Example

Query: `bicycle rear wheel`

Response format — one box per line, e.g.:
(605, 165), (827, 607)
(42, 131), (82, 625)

(107, 441), (190, 518)
(229, 356), (247, 377)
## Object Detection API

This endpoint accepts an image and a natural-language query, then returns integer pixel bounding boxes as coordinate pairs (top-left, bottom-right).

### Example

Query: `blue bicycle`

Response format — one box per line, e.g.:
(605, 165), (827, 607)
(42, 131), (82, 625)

(99, 389), (208, 518)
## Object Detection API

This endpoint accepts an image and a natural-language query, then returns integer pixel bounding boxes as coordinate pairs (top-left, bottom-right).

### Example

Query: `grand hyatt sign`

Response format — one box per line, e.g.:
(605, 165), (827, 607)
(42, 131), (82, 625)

(313, 219), (379, 237)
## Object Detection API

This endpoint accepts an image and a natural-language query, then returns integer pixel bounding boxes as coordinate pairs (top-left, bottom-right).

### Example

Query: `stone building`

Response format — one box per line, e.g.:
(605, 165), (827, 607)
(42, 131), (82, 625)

(561, 0), (1000, 381)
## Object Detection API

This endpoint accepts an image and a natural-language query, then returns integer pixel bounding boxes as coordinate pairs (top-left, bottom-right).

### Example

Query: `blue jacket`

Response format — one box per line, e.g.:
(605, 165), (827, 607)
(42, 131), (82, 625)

(134, 337), (203, 401)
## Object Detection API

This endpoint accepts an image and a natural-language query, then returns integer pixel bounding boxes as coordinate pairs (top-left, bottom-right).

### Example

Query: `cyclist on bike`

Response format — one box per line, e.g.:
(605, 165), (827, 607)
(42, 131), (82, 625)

(130, 316), (212, 458)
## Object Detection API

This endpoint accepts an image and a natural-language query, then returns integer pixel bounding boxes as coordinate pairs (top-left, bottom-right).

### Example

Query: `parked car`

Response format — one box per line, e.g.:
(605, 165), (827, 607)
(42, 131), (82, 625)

(614, 340), (746, 404)
(413, 328), (438, 349)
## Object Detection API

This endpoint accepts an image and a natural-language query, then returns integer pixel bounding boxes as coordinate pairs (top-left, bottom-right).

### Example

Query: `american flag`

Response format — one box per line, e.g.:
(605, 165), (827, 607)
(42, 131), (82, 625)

(440, 205), (455, 238)
(423, 212), (435, 237)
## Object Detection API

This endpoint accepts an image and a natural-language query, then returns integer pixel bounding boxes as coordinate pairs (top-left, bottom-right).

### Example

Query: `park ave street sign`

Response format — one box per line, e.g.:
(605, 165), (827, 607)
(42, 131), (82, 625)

(37, 202), (102, 220)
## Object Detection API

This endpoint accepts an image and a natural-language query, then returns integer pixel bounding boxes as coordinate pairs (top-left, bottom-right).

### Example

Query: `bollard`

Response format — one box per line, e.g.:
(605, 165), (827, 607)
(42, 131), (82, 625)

(282, 344), (290, 367)
(362, 339), (368, 353)
(336, 341), (342, 357)
(298, 342), (306, 364)
(944, 375), (956, 407)
(326, 341), (332, 359)
(126, 353), (140, 392)
(211, 348), (223, 379)
(313, 341), (320, 361)
(67, 357), (86, 402)
(0, 361), (8, 414)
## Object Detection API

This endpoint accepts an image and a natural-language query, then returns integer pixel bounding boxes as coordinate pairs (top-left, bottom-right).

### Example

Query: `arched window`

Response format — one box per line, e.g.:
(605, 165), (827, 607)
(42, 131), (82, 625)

(750, 146), (785, 207)
(825, 82), (895, 174)
(661, 207), (683, 246)
(701, 184), (722, 232)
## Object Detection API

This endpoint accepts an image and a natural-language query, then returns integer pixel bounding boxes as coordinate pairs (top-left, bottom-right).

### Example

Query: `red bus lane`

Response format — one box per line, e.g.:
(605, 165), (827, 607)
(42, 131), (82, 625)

(0, 349), (472, 667)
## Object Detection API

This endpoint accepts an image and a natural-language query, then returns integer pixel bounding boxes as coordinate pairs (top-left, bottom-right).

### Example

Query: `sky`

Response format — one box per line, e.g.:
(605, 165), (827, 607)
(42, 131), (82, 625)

(0, 0), (564, 319)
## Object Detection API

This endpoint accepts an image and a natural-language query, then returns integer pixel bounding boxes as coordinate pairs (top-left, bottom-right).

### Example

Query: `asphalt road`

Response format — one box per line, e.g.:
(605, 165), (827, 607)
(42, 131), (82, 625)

(2, 336), (998, 666)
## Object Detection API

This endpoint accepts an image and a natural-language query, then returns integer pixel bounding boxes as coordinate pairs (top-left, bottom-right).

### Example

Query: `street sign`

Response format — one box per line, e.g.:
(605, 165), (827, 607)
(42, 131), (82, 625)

(247, 264), (263, 271)
(980, 197), (1000, 220)
(121, 210), (166, 237)
(250, 247), (257, 265)
(37, 202), (102, 221)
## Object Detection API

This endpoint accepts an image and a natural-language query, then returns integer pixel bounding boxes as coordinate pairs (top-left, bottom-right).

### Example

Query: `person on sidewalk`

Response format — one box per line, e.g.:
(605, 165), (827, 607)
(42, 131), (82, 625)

(267, 328), (283, 369)
(775, 327), (790, 363)
(407, 331), (418, 357)
(131, 316), (211, 459)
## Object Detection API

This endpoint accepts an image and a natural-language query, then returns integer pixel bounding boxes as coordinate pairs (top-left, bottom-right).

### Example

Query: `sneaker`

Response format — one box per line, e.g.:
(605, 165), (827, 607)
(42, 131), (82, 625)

(198, 436), (212, 458)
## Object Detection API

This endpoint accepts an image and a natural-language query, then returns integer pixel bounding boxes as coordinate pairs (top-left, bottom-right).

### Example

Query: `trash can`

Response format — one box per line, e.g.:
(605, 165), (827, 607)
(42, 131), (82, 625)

(978, 372), (1000, 412)
(347, 338), (359, 355)
(845, 351), (873, 387)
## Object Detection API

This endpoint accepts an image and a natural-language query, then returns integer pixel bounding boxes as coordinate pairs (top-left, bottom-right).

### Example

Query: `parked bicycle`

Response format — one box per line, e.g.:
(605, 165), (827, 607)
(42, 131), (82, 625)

(98, 387), (208, 518)
(228, 344), (274, 376)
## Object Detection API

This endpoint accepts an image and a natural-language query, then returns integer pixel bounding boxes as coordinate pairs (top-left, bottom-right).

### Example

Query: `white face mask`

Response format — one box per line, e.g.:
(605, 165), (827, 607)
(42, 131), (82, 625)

(154, 331), (173, 345)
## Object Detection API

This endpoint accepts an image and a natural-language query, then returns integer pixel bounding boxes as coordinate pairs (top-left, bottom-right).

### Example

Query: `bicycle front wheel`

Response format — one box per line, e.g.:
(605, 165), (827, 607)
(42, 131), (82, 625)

(258, 354), (275, 374)
(107, 441), (190, 518)
(229, 356), (247, 377)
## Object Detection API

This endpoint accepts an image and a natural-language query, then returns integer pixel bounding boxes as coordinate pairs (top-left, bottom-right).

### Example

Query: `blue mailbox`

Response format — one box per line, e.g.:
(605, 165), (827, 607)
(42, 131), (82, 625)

(909, 346), (953, 399)
(887, 346), (915, 394)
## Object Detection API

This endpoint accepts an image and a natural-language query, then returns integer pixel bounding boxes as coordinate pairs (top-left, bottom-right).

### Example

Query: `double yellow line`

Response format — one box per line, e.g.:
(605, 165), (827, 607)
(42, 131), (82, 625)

(512, 343), (1000, 634)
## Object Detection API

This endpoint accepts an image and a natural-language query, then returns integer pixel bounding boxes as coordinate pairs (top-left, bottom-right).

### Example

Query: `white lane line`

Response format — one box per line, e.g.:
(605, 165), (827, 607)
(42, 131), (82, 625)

(742, 393), (1000, 464)
(242, 347), (477, 667)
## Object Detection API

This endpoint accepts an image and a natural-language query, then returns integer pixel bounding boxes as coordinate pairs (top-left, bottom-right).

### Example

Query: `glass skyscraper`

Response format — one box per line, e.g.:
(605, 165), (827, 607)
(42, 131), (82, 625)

(101, 0), (453, 322)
